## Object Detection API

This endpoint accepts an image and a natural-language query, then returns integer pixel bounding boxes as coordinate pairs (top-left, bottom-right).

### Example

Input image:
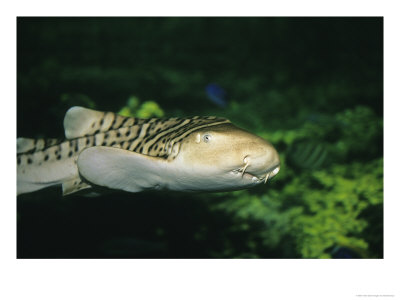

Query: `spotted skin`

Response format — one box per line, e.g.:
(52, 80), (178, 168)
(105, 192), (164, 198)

(17, 107), (231, 195)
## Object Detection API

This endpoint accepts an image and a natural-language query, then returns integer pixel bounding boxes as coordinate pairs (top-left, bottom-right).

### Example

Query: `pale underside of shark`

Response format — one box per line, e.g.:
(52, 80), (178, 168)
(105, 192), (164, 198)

(17, 106), (280, 196)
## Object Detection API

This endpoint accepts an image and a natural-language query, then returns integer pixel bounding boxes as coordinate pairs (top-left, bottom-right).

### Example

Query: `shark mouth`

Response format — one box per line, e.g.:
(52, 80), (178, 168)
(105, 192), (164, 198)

(231, 165), (280, 184)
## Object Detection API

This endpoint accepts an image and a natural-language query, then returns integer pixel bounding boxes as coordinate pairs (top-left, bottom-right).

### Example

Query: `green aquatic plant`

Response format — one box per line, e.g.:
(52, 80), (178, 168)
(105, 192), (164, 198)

(118, 96), (165, 118)
(283, 157), (382, 258)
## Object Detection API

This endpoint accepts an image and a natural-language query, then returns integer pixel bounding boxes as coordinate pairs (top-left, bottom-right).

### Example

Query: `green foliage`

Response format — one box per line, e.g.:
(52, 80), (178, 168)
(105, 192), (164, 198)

(118, 96), (165, 118)
(286, 158), (382, 258)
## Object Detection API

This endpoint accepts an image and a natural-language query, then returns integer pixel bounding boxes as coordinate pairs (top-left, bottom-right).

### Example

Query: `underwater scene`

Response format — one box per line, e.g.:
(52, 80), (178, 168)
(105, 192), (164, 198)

(17, 17), (383, 258)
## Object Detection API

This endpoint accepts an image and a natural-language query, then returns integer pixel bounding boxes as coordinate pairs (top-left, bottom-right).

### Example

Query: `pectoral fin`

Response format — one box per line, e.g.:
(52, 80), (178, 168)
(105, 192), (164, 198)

(77, 146), (166, 193)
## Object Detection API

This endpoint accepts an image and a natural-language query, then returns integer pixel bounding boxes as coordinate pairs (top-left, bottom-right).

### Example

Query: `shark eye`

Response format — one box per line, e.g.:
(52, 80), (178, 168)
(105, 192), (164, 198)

(202, 134), (212, 143)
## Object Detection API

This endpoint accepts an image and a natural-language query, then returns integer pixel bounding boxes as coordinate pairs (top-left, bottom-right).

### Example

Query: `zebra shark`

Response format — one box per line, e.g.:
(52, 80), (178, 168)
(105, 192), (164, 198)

(17, 106), (280, 196)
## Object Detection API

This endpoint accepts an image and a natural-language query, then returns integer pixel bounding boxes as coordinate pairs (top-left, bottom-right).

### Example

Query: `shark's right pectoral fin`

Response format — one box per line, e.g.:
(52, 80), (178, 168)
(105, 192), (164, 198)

(77, 146), (166, 193)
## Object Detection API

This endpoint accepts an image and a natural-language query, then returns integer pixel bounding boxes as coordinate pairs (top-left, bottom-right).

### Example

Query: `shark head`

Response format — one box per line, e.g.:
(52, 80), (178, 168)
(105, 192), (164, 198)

(172, 123), (280, 191)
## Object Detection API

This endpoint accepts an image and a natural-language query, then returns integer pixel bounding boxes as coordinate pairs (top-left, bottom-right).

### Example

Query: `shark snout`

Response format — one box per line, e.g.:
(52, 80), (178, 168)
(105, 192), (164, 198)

(243, 143), (280, 178)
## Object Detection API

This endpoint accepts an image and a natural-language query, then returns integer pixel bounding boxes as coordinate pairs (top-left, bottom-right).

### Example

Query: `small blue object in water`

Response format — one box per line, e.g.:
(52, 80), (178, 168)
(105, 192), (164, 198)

(205, 83), (228, 108)
(331, 246), (361, 259)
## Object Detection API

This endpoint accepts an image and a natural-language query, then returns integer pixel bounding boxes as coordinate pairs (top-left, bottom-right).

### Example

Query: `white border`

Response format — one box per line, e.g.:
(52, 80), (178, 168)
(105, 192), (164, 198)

(2, 1), (399, 299)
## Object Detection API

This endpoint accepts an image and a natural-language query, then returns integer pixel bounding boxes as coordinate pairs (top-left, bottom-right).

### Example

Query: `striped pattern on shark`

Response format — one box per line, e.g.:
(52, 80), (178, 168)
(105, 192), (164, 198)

(17, 106), (280, 196)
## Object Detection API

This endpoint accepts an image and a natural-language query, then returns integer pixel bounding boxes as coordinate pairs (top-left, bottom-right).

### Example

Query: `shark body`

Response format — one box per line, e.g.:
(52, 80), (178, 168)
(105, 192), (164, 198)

(17, 107), (280, 196)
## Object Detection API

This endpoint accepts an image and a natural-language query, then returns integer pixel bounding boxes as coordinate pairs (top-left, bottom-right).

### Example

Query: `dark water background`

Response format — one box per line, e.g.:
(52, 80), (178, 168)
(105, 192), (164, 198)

(17, 17), (383, 258)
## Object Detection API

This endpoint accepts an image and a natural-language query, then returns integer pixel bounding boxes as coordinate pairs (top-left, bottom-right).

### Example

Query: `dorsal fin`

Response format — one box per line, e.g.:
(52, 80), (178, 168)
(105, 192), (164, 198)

(63, 106), (140, 139)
